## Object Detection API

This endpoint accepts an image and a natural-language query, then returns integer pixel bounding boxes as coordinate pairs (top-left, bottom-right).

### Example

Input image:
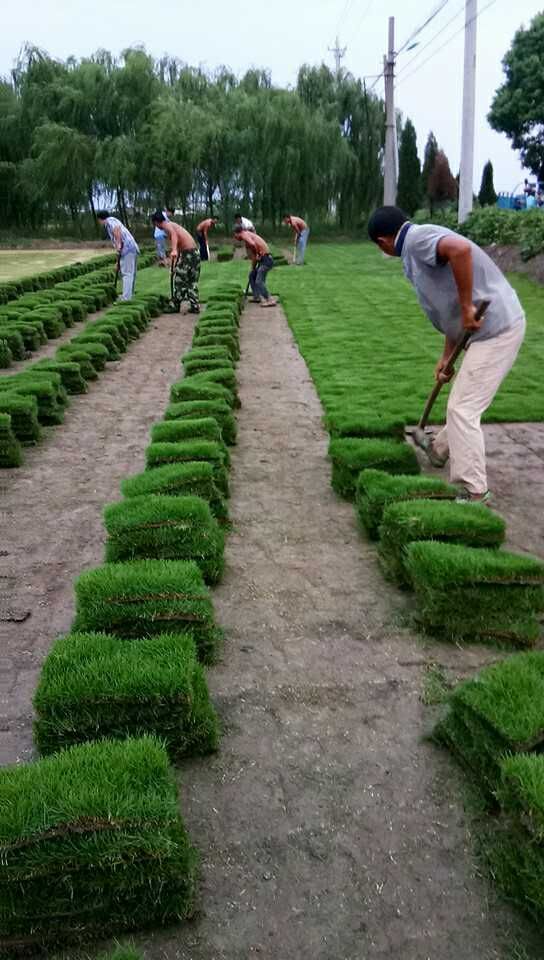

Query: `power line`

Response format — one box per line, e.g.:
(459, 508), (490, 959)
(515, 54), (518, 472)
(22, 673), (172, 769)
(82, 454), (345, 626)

(396, 1), (466, 79)
(396, 0), (498, 88)
(396, 0), (451, 55)
(335, 0), (356, 35)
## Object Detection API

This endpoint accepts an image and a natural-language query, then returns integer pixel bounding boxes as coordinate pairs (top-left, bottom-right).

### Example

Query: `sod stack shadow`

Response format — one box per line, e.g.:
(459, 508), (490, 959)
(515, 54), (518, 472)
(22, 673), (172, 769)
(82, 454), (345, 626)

(435, 650), (544, 793)
(73, 558), (222, 664)
(328, 437), (420, 500)
(0, 412), (21, 467)
(0, 736), (197, 949)
(103, 495), (225, 583)
(356, 469), (458, 540)
(405, 541), (544, 646)
(33, 632), (219, 759)
(378, 499), (506, 588)
(488, 753), (544, 923)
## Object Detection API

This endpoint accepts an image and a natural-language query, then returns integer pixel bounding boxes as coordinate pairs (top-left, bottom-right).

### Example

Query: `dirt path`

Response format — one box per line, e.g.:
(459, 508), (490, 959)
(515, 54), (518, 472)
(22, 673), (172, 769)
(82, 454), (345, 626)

(0, 312), (195, 765)
(136, 303), (539, 960)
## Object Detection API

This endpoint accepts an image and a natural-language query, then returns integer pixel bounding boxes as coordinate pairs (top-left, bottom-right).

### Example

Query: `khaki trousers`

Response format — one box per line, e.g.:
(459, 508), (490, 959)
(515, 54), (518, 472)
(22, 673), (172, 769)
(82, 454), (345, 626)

(433, 317), (526, 495)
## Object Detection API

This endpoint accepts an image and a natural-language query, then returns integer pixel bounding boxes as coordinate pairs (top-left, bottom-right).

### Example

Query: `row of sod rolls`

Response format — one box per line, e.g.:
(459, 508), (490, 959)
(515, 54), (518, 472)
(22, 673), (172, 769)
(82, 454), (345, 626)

(0, 264), (161, 468)
(0, 251), (114, 305)
(325, 402), (544, 922)
(0, 281), (245, 949)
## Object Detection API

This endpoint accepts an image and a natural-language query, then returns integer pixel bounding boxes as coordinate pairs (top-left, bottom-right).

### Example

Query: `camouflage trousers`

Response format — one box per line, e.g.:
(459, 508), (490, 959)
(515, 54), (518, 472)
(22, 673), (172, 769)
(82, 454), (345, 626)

(173, 248), (201, 311)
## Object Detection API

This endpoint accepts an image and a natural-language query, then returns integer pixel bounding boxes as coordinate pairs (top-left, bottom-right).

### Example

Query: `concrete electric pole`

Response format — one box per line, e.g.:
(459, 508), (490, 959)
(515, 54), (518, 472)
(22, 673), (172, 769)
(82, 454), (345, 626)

(329, 36), (347, 76)
(458, 0), (477, 223)
(383, 16), (397, 206)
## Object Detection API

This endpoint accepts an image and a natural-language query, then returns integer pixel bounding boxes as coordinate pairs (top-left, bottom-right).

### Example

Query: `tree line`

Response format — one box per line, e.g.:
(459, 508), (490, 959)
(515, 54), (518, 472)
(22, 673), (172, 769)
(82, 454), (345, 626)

(0, 46), (385, 233)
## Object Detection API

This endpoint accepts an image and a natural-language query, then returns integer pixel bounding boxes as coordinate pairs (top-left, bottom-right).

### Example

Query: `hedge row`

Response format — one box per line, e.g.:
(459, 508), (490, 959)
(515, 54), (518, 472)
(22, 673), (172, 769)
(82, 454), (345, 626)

(0, 260), (160, 467)
(0, 280), (245, 950)
(324, 392), (544, 924)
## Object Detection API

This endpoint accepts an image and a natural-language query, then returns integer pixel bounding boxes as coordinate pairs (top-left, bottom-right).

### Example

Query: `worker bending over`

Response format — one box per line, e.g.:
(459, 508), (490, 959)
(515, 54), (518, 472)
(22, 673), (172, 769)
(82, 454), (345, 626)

(97, 211), (140, 300)
(195, 217), (218, 261)
(283, 214), (310, 265)
(234, 225), (276, 308)
(234, 212), (256, 232)
(367, 205), (526, 503)
(152, 211), (200, 314)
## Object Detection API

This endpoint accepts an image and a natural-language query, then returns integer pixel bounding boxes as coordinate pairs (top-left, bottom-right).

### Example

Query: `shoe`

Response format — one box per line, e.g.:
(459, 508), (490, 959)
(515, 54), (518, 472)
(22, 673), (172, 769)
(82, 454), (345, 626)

(455, 489), (493, 505)
(188, 307), (200, 314)
(260, 298), (277, 308)
(164, 302), (180, 314)
(419, 434), (448, 468)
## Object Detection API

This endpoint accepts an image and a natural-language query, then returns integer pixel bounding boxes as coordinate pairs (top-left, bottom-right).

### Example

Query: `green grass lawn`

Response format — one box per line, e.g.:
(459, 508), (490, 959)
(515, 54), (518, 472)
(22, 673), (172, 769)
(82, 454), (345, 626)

(0, 249), (101, 282)
(136, 244), (544, 423)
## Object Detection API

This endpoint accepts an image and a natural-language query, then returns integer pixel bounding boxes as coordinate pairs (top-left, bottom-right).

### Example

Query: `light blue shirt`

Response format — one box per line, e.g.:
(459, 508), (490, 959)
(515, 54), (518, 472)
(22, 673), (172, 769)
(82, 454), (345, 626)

(104, 216), (140, 256)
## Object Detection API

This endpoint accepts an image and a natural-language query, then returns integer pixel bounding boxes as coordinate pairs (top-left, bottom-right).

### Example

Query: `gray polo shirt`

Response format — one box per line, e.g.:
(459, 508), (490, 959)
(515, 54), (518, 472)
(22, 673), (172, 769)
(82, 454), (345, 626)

(400, 224), (524, 342)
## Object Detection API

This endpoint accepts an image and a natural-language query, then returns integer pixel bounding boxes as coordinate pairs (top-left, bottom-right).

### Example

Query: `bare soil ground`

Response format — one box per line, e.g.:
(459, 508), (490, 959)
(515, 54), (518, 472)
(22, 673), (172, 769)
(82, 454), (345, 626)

(1, 302), (542, 958)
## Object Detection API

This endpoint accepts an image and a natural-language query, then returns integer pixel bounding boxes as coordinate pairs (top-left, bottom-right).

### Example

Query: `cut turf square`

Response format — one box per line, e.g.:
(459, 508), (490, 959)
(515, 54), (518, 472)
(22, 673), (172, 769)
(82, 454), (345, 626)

(73, 559), (221, 663)
(0, 735), (197, 948)
(150, 418), (230, 465)
(164, 399), (237, 445)
(34, 631), (219, 758)
(121, 461), (228, 523)
(326, 411), (406, 440)
(103, 494), (225, 582)
(145, 440), (229, 498)
(356, 469), (457, 540)
(406, 541), (544, 646)
(0, 412), (22, 467)
(328, 437), (420, 500)
(379, 499), (505, 588)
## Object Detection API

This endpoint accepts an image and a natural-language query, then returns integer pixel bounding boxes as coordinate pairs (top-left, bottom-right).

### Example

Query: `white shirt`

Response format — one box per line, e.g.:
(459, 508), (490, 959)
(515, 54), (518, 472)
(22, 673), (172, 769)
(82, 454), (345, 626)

(240, 216), (255, 231)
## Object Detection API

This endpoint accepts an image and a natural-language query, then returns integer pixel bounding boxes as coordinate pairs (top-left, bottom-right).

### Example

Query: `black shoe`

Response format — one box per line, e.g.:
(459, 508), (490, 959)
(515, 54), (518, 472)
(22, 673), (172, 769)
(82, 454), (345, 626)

(188, 306), (200, 314)
(164, 302), (181, 314)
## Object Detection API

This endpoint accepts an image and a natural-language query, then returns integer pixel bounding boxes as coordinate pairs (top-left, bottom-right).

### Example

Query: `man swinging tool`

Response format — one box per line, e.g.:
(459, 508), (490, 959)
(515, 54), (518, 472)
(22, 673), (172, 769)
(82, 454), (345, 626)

(152, 212), (200, 314)
(233, 224), (276, 307)
(195, 216), (218, 261)
(283, 214), (310, 265)
(97, 211), (140, 300)
(367, 205), (526, 503)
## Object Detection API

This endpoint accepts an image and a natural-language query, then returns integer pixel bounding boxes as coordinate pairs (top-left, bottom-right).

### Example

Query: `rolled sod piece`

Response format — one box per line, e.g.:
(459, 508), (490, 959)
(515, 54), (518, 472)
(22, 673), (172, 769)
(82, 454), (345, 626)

(30, 309), (65, 338)
(170, 378), (235, 410)
(55, 347), (98, 380)
(74, 331), (120, 361)
(121, 462), (229, 524)
(0, 321), (41, 352)
(183, 346), (233, 365)
(145, 441), (229, 498)
(196, 318), (238, 336)
(0, 393), (40, 443)
(378, 499), (506, 588)
(65, 339), (109, 370)
(0, 735), (197, 948)
(0, 412), (22, 467)
(73, 559), (222, 663)
(183, 357), (235, 378)
(192, 332), (240, 361)
(103, 494), (225, 582)
(34, 631), (219, 758)
(435, 651), (544, 792)
(164, 399), (237, 446)
(188, 369), (240, 409)
(89, 320), (128, 351)
(356, 469), (457, 540)
(14, 369), (69, 407)
(33, 360), (87, 395)
(326, 411), (406, 440)
(0, 327), (25, 361)
(63, 298), (87, 321)
(0, 338), (12, 368)
(0, 379), (64, 426)
(406, 541), (544, 647)
(150, 418), (230, 466)
(328, 437), (420, 500)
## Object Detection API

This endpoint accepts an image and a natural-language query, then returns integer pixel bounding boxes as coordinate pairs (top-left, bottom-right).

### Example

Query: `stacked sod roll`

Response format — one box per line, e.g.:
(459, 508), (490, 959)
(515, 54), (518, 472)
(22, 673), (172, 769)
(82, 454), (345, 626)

(0, 278), (165, 468)
(0, 280), (244, 949)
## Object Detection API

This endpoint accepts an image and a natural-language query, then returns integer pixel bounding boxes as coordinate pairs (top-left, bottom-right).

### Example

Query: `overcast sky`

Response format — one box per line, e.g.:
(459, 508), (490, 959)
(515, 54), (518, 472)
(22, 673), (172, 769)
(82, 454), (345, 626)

(1, 0), (541, 194)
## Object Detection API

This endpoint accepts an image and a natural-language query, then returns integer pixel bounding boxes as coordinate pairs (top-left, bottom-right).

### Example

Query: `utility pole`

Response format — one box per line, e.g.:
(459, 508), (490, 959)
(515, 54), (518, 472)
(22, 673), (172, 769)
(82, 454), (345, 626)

(329, 35), (347, 75)
(458, 0), (477, 223)
(383, 16), (397, 205)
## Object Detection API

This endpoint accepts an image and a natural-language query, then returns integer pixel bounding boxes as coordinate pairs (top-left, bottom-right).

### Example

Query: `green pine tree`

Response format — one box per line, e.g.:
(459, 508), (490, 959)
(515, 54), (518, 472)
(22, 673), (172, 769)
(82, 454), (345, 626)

(396, 118), (422, 216)
(478, 160), (497, 206)
(421, 131), (438, 211)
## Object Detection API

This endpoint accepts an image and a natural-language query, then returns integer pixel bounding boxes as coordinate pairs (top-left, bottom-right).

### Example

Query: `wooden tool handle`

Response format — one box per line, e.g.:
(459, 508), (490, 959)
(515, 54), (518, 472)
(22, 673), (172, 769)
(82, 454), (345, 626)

(417, 299), (490, 430)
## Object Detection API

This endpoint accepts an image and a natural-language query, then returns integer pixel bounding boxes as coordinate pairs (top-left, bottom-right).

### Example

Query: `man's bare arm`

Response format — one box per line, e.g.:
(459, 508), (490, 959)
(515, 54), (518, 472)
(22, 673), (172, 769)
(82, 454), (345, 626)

(436, 234), (480, 331)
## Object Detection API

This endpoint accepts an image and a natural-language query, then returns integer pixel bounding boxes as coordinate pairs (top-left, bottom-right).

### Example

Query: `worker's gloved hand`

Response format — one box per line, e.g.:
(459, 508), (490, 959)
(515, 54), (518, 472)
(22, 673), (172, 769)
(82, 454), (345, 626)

(435, 357), (454, 384)
(462, 303), (483, 331)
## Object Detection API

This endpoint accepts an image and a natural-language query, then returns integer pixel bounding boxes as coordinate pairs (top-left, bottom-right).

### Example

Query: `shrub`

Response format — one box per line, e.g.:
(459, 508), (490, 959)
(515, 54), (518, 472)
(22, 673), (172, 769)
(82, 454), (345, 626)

(356, 469), (457, 540)
(0, 412), (22, 467)
(164, 399), (237, 445)
(55, 347), (98, 380)
(379, 500), (506, 587)
(34, 631), (219, 758)
(0, 338), (12, 368)
(103, 494), (225, 582)
(435, 651), (544, 792)
(73, 559), (222, 663)
(329, 438), (420, 500)
(325, 411), (406, 440)
(146, 440), (229, 496)
(0, 736), (197, 948)
(406, 541), (544, 646)
(0, 393), (41, 443)
(121, 462), (229, 523)
(169, 378), (235, 409)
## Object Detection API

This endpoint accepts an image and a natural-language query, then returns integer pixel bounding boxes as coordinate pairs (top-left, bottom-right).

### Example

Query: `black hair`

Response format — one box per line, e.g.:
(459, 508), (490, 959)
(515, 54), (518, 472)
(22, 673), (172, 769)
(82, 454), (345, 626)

(233, 224), (243, 234)
(234, 212), (242, 220)
(367, 206), (409, 243)
(152, 210), (165, 224)
(96, 210), (110, 220)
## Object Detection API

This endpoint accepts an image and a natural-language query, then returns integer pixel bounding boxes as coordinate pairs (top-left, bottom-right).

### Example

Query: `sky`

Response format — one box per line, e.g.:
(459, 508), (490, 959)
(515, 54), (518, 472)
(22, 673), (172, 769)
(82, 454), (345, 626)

(1, 0), (541, 195)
